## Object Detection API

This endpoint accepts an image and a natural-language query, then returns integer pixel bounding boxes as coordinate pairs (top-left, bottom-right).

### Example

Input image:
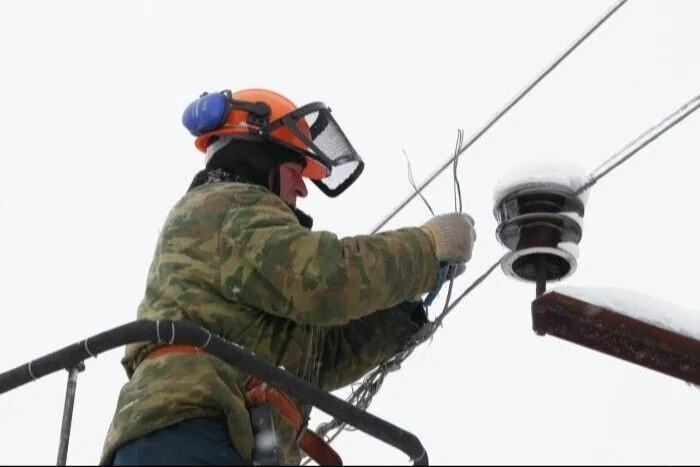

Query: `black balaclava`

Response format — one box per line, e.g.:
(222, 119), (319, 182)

(187, 137), (314, 229)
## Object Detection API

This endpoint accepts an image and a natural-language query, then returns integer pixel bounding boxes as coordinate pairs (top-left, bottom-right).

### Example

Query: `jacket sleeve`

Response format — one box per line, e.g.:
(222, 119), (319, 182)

(317, 300), (428, 392)
(218, 187), (439, 326)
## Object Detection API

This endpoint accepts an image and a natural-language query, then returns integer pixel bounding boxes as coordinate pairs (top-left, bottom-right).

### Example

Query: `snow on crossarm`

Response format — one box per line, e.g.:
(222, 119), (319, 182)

(551, 285), (700, 342)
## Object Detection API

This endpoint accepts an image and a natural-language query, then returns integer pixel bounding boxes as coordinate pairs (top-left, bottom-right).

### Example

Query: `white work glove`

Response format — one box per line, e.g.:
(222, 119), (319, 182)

(420, 213), (476, 306)
(421, 213), (476, 263)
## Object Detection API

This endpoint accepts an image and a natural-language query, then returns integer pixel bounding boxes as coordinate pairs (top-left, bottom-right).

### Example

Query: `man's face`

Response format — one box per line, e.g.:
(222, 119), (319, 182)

(277, 161), (308, 207)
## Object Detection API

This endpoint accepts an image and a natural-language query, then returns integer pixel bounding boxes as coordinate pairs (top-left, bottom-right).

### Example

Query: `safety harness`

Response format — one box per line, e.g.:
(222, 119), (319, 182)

(145, 344), (342, 466)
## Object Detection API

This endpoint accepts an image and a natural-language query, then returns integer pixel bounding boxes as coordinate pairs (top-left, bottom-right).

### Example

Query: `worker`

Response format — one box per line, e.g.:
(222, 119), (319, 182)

(100, 88), (477, 465)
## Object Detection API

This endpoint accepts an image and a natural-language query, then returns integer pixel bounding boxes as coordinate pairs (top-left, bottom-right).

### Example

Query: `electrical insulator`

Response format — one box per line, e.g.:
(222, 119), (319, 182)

(493, 180), (586, 298)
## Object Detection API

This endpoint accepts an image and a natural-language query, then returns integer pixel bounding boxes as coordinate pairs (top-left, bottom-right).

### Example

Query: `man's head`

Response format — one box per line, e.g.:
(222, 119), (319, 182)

(205, 136), (306, 202)
(202, 136), (313, 228)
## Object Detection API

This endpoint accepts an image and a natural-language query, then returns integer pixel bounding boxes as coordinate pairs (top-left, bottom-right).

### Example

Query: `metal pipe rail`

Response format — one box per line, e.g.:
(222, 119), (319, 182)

(0, 319), (428, 466)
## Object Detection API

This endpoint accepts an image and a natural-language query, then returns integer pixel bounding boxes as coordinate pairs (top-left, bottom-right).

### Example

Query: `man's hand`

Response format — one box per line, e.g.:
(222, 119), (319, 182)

(421, 213), (476, 263)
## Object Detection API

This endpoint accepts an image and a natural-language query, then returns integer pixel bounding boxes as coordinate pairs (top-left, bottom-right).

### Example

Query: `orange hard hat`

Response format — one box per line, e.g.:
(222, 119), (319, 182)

(194, 88), (328, 180)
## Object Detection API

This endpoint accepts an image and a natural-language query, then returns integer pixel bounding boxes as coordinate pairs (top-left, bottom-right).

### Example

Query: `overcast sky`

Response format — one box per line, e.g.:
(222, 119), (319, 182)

(1, 0), (699, 465)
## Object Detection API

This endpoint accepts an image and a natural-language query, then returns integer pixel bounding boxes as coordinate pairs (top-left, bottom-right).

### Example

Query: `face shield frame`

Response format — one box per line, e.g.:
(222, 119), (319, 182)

(260, 102), (365, 198)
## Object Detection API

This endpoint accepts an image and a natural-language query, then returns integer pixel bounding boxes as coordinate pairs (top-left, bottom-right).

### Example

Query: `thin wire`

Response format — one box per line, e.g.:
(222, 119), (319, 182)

(453, 129), (464, 213)
(403, 149), (435, 216)
(370, 0), (629, 234)
(577, 93), (700, 195)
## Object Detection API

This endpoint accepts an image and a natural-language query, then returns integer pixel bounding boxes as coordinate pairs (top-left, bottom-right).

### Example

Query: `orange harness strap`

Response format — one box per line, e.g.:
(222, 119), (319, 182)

(145, 344), (342, 466)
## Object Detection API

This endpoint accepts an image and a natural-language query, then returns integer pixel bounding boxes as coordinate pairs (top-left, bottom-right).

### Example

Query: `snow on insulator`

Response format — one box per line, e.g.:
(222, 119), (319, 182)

(492, 160), (591, 207)
(493, 161), (589, 289)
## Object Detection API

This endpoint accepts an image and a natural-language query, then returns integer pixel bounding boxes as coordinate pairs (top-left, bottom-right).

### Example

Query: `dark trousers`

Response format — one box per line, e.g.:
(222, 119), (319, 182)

(110, 417), (247, 466)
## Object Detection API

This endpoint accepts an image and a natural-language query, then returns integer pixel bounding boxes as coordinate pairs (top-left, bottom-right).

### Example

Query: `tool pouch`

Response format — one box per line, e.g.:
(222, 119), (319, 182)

(249, 402), (280, 466)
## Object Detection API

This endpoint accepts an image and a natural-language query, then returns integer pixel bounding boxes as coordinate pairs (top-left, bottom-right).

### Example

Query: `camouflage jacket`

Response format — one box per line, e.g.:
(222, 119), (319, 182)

(100, 180), (439, 465)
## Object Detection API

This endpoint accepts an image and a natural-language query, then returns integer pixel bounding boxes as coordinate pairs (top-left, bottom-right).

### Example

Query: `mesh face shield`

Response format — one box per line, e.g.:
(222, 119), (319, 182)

(263, 102), (365, 197)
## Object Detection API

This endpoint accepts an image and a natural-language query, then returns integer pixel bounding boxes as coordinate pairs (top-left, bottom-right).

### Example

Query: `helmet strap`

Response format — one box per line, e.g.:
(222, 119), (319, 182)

(269, 163), (281, 197)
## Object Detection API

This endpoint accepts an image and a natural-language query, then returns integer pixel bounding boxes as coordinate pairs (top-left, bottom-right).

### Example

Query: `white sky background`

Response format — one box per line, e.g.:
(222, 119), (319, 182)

(1, 0), (699, 464)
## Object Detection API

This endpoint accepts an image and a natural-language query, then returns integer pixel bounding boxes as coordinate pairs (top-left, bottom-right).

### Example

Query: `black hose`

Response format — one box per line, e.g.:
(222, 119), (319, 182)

(0, 319), (428, 465)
